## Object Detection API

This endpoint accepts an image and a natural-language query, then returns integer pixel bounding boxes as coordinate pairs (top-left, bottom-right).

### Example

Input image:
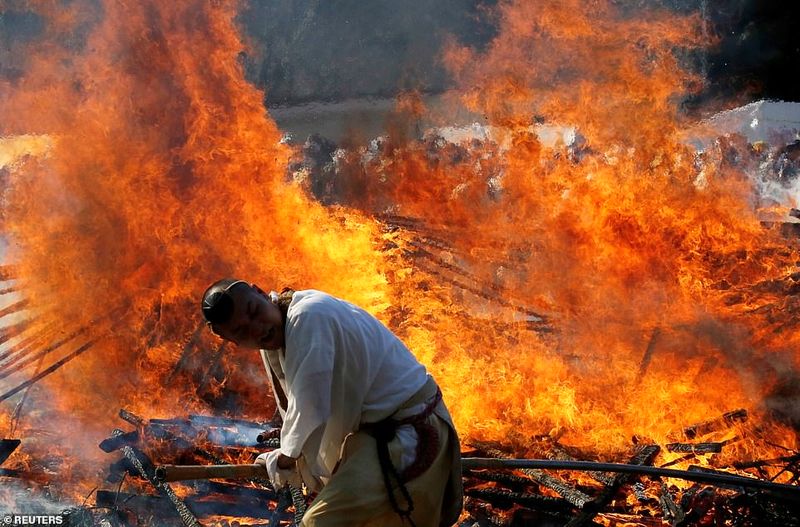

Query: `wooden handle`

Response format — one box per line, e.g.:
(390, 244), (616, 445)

(154, 464), (267, 482)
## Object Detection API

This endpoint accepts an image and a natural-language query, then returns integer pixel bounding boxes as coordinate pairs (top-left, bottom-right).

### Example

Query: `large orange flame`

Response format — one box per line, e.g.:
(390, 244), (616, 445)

(0, 0), (798, 502)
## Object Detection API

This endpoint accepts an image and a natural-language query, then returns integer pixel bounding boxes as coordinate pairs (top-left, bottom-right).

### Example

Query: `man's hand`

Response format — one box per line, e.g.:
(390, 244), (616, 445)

(255, 450), (302, 488)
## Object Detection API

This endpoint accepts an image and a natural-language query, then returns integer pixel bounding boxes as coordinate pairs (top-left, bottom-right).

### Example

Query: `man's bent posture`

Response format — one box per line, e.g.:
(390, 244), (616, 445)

(201, 279), (462, 527)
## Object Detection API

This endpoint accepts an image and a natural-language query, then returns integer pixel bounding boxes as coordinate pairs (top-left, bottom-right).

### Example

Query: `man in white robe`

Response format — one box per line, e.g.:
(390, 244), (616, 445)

(201, 279), (462, 527)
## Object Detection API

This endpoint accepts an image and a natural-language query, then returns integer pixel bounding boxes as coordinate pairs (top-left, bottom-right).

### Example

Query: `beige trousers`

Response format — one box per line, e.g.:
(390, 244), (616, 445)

(301, 400), (458, 526)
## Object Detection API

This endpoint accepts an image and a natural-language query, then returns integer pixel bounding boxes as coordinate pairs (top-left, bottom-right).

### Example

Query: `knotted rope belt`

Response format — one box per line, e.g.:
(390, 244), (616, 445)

(361, 387), (443, 527)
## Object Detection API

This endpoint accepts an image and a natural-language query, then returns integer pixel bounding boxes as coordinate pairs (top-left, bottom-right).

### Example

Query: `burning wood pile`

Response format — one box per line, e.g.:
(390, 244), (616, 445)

(459, 410), (800, 526)
(3, 0), (800, 526)
(4, 242), (800, 527)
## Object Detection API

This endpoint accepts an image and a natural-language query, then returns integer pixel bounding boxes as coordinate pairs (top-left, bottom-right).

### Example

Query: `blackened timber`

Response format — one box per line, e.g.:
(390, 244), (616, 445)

(544, 442), (615, 486)
(111, 429), (201, 527)
(96, 490), (277, 521)
(410, 257), (550, 328)
(464, 497), (510, 527)
(0, 299), (27, 319)
(473, 443), (592, 509)
(290, 484), (307, 525)
(683, 409), (748, 439)
(0, 468), (21, 477)
(0, 439), (21, 464)
(99, 430), (139, 453)
(0, 324), (90, 380)
(597, 513), (664, 527)
(166, 325), (203, 383)
(462, 457), (800, 500)
(658, 482), (685, 524)
(107, 457), (137, 483)
(733, 453), (800, 470)
(256, 427), (280, 443)
(0, 339), (96, 402)
(636, 327), (661, 380)
(0, 320), (33, 347)
(465, 488), (574, 513)
(564, 444), (660, 527)
(665, 442), (724, 454)
(0, 321), (56, 364)
(118, 408), (145, 428)
(464, 469), (537, 489)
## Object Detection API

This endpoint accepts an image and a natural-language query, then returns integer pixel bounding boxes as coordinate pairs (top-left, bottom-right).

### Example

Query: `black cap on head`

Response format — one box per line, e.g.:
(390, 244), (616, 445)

(201, 278), (247, 328)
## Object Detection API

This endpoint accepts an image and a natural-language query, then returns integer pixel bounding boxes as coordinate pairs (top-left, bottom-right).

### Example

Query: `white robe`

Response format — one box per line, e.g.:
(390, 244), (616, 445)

(260, 290), (429, 491)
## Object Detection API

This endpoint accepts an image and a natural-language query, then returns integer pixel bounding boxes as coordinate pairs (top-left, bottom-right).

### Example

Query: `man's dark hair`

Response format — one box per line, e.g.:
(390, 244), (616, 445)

(201, 278), (247, 327)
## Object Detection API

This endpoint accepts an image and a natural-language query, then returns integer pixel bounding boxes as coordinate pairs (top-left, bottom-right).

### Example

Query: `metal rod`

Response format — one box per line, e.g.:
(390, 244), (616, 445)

(460, 458), (800, 499)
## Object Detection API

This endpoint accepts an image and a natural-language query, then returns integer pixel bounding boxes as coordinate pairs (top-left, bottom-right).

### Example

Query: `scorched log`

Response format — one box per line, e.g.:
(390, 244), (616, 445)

(470, 443), (592, 509)
(110, 429), (201, 527)
(563, 444), (660, 527)
(682, 409), (747, 439)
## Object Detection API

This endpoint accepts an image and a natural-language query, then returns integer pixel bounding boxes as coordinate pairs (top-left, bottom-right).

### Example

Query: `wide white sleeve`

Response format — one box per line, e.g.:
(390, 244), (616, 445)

(279, 310), (336, 460)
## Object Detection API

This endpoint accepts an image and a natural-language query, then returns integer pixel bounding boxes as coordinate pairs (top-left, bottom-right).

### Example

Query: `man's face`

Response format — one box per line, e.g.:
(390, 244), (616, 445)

(213, 285), (285, 350)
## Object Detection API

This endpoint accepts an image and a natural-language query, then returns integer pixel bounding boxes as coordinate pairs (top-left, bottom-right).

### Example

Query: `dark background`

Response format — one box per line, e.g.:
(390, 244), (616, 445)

(1, 0), (798, 108)
(235, 0), (800, 109)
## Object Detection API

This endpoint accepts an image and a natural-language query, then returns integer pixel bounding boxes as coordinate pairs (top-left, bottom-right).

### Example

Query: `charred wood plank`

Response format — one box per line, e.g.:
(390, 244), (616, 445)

(0, 321), (56, 364)
(597, 512), (664, 526)
(665, 442), (724, 454)
(471, 443), (592, 509)
(0, 298), (28, 320)
(464, 497), (510, 527)
(465, 488), (574, 513)
(0, 439), (21, 464)
(543, 442), (615, 486)
(464, 469), (538, 489)
(107, 457), (137, 483)
(733, 453), (800, 470)
(564, 444), (660, 527)
(0, 324), (90, 379)
(658, 482), (685, 525)
(0, 320), (34, 347)
(118, 409), (145, 428)
(0, 339), (96, 402)
(463, 457), (800, 501)
(256, 427), (281, 444)
(0, 468), (21, 477)
(637, 327), (661, 380)
(409, 251), (550, 327)
(112, 429), (201, 527)
(682, 409), (747, 439)
(99, 430), (140, 453)
(166, 325), (203, 383)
